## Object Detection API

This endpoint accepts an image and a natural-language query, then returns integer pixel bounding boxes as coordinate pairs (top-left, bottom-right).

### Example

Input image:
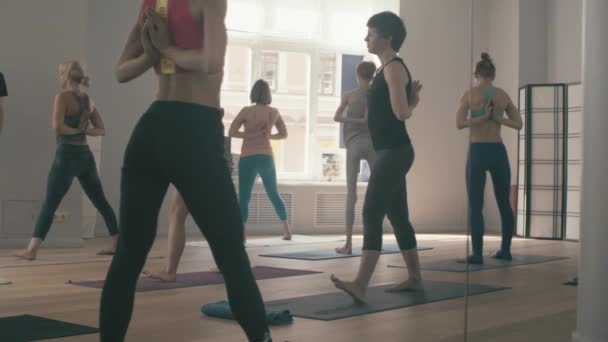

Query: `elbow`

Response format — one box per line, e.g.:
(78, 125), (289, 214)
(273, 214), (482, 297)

(115, 66), (132, 84)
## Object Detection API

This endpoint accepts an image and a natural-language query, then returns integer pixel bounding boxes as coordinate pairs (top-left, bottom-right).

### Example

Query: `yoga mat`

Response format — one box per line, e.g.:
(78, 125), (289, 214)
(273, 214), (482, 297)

(0, 315), (98, 341)
(389, 255), (568, 272)
(260, 244), (432, 261)
(187, 235), (345, 248)
(67, 266), (322, 292)
(265, 280), (509, 321)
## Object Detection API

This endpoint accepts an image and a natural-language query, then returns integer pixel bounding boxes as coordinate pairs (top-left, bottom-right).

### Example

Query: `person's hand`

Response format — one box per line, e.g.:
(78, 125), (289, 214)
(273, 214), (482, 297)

(481, 99), (494, 122)
(78, 112), (91, 132)
(410, 80), (423, 107)
(144, 9), (170, 52)
(491, 103), (504, 123)
(141, 20), (162, 63)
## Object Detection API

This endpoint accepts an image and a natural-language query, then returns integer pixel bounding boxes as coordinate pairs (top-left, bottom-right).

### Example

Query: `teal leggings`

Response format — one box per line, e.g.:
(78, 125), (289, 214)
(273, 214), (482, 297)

(238, 154), (287, 223)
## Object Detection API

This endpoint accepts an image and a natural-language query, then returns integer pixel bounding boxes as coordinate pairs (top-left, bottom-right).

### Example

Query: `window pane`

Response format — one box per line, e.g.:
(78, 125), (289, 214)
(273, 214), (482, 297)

(264, 50), (311, 175)
(226, 1), (264, 33)
(261, 52), (279, 91)
(223, 45), (252, 92)
(318, 54), (336, 96)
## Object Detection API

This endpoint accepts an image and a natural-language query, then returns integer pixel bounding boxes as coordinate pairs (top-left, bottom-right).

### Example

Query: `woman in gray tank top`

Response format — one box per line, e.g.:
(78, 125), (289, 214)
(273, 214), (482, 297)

(333, 61), (377, 254)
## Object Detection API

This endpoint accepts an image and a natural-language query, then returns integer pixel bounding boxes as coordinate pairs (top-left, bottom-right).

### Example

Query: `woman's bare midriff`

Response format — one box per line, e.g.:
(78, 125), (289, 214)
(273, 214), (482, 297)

(155, 71), (222, 108)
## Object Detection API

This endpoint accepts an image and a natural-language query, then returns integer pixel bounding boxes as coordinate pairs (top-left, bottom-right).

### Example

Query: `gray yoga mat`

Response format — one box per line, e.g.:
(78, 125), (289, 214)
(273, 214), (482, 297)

(265, 280), (509, 320)
(259, 244), (432, 261)
(389, 254), (568, 272)
(67, 266), (322, 292)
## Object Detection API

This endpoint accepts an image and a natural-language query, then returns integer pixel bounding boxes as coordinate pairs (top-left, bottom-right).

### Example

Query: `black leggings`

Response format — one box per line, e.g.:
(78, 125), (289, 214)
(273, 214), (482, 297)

(33, 144), (118, 239)
(466, 142), (514, 257)
(362, 144), (417, 251)
(99, 101), (269, 342)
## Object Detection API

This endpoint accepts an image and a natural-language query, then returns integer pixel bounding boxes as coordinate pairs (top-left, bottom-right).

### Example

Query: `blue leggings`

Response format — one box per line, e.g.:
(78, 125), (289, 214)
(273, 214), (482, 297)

(466, 142), (514, 257)
(238, 154), (287, 223)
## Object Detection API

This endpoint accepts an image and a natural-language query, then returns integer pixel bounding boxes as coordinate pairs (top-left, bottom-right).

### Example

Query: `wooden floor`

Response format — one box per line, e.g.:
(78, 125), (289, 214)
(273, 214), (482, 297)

(0, 234), (578, 342)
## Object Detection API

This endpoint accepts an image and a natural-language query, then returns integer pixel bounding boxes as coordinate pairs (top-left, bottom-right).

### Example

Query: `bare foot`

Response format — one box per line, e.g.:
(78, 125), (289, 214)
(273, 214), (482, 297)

(335, 244), (352, 255)
(142, 269), (177, 282)
(330, 274), (366, 303)
(282, 233), (292, 241)
(209, 267), (220, 273)
(97, 238), (117, 255)
(96, 247), (116, 256)
(386, 278), (423, 292)
(13, 249), (36, 261)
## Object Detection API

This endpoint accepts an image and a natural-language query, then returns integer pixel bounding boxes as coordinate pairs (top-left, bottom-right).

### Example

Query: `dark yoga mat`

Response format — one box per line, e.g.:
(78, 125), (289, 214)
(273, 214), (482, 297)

(67, 266), (322, 292)
(0, 315), (98, 341)
(259, 244), (432, 261)
(389, 254), (568, 272)
(265, 280), (509, 321)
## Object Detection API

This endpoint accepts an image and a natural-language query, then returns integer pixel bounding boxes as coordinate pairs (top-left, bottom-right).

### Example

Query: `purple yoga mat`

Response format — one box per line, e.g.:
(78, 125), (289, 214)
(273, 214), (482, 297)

(67, 266), (321, 292)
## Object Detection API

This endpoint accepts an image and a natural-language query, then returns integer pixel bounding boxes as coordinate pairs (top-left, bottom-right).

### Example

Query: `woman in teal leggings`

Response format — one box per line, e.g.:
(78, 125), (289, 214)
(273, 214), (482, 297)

(229, 79), (290, 241)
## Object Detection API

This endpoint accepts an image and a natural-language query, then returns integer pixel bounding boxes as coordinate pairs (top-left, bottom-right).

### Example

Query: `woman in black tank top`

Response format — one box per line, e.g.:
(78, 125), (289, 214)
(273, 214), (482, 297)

(331, 11), (424, 303)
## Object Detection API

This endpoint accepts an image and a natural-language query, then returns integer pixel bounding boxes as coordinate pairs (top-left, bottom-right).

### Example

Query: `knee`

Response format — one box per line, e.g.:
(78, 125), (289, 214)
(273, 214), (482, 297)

(363, 226), (382, 251)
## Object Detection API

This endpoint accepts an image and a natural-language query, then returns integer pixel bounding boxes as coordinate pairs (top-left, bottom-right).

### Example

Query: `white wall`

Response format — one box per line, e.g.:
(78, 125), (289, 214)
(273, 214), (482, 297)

(519, 0), (548, 86)
(0, 0), (88, 246)
(546, 0), (583, 83)
(400, 0), (474, 232)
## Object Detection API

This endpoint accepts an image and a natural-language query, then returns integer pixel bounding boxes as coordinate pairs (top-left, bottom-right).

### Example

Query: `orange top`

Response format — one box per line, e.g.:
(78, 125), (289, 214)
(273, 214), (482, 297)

(239, 106), (277, 157)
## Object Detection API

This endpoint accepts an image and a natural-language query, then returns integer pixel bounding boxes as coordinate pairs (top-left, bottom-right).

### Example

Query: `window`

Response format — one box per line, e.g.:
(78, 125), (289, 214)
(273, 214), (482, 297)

(261, 52), (279, 91)
(221, 0), (399, 181)
(318, 54), (336, 96)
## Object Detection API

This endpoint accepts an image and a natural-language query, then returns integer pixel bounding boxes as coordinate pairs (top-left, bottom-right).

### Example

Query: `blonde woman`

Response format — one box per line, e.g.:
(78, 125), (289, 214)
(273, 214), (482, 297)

(14, 61), (118, 260)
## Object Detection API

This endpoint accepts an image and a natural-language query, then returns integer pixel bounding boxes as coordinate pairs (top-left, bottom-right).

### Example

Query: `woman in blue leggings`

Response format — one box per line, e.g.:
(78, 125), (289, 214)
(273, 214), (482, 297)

(456, 53), (523, 264)
(229, 79), (290, 241)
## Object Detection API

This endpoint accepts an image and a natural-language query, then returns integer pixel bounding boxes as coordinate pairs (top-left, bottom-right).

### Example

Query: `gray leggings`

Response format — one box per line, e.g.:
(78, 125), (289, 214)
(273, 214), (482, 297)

(345, 137), (376, 226)
(362, 144), (417, 251)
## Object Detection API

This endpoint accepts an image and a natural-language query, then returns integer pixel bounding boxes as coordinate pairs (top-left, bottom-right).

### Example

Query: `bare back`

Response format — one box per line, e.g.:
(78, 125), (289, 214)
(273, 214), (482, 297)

(468, 87), (510, 143)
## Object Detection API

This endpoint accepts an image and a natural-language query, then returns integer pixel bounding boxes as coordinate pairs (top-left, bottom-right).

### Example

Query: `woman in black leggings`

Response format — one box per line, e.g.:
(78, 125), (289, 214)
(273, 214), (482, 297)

(331, 11), (423, 303)
(99, 1), (271, 341)
(13, 61), (118, 261)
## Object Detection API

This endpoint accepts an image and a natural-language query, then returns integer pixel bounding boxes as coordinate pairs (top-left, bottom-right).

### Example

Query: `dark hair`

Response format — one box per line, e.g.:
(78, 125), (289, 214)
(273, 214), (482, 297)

(250, 79), (272, 105)
(367, 11), (407, 51)
(356, 61), (376, 81)
(475, 53), (496, 79)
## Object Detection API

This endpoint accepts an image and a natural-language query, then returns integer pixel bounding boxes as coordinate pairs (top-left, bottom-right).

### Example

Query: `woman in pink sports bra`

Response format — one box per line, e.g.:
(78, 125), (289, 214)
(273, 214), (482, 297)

(99, 1), (271, 341)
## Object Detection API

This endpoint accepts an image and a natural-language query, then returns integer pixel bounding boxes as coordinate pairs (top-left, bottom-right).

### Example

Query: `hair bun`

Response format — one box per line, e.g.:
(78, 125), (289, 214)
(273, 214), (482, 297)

(481, 52), (493, 63)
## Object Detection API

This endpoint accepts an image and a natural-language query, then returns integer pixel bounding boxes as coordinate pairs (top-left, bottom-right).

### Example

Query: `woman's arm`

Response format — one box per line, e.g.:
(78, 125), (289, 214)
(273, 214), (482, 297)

(384, 63), (422, 121)
(85, 100), (106, 137)
(269, 110), (288, 140)
(492, 92), (523, 130)
(145, 1), (227, 74)
(115, 19), (158, 83)
(333, 92), (350, 123)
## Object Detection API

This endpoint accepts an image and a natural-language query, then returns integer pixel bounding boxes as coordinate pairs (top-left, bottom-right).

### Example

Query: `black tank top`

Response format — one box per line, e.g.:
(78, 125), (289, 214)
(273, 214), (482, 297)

(57, 92), (89, 144)
(367, 57), (413, 150)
